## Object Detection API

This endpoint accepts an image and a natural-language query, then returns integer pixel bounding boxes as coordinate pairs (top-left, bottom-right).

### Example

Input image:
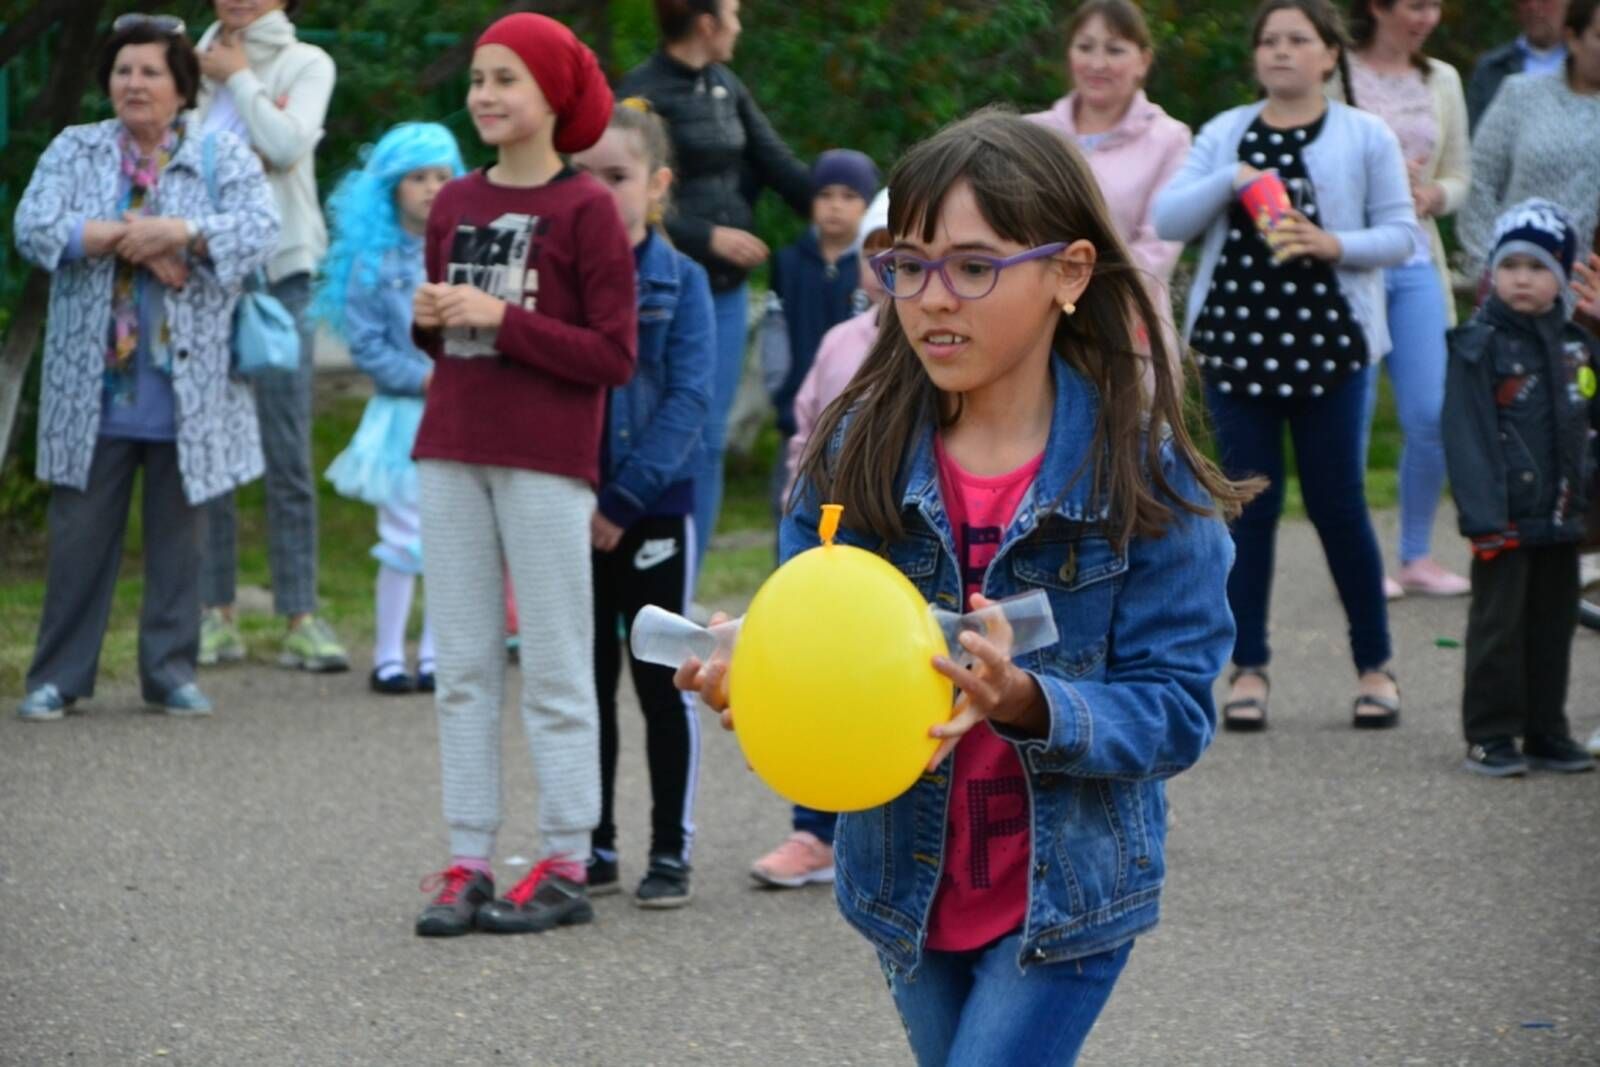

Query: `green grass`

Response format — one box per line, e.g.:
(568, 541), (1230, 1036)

(0, 373), (1409, 692)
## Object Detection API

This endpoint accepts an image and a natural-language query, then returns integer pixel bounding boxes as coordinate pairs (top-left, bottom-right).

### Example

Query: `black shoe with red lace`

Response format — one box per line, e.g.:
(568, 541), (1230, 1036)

(475, 856), (593, 934)
(415, 865), (494, 937)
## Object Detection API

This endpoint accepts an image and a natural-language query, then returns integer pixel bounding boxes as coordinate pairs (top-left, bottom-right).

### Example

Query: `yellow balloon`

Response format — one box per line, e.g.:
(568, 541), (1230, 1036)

(730, 505), (953, 812)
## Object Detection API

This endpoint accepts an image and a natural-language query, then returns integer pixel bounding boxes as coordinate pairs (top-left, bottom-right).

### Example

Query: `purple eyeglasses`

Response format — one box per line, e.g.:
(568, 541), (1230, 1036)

(869, 242), (1068, 301)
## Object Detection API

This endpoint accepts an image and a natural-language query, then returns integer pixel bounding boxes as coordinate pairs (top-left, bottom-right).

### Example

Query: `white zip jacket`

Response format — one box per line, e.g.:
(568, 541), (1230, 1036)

(194, 10), (334, 282)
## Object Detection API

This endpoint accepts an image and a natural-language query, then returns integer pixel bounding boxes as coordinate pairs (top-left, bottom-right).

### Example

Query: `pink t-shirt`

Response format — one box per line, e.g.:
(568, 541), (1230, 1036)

(925, 436), (1044, 952)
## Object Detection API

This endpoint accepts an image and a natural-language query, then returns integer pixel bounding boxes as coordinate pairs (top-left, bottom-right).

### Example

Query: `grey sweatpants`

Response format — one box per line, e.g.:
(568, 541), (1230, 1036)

(27, 437), (202, 702)
(418, 459), (600, 862)
(200, 272), (318, 616)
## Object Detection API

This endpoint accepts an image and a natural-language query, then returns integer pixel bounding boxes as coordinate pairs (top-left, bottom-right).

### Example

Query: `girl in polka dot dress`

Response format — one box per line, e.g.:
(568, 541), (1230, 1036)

(1154, 0), (1419, 732)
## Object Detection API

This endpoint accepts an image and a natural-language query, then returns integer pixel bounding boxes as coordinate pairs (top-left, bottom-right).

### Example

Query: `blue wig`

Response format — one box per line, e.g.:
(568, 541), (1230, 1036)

(313, 122), (465, 338)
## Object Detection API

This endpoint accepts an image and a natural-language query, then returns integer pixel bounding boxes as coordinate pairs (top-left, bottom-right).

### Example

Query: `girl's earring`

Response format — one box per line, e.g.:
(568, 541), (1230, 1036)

(1060, 300), (1077, 316)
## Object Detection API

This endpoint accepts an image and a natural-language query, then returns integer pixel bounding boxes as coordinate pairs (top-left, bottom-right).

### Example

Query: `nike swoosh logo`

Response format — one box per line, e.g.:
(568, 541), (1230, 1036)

(633, 538), (680, 571)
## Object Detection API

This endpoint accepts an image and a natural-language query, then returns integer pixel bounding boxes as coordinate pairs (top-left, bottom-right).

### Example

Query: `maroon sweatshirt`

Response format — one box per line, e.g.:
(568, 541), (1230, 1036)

(412, 168), (637, 487)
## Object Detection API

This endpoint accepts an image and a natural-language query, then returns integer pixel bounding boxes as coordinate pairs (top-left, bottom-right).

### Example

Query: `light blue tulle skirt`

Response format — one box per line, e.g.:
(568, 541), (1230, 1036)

(325, 394), (424, 508)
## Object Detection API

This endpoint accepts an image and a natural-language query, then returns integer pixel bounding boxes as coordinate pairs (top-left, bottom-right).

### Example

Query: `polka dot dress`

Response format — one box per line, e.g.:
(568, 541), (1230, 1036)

(1194, 114), (1368, 400)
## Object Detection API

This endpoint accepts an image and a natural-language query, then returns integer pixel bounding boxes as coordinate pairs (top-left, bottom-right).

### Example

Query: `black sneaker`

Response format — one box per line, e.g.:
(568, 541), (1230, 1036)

(476, 861), (593, 933)
(415, 866), (494, 937)
(635, 855), (692, 909)
(587, 853), (621, 897)
(1523, 733), (1597, 773)
(1463, 739), (1529, 778)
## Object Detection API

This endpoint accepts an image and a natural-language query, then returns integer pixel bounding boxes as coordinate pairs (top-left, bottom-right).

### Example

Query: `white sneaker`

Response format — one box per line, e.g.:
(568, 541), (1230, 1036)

(1586, 725), (1600, 758)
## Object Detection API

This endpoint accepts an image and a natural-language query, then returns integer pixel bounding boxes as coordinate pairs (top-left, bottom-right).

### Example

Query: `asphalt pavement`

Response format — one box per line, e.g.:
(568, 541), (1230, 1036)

(2, 511), (1596, 1065)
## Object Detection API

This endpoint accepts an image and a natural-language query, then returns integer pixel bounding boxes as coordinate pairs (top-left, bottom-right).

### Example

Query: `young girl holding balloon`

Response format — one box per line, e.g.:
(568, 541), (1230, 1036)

(677, 108), (1246, 1064)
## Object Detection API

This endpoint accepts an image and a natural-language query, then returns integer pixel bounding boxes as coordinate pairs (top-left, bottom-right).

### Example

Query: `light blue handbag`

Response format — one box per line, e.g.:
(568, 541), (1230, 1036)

(201, 133), (299, 376)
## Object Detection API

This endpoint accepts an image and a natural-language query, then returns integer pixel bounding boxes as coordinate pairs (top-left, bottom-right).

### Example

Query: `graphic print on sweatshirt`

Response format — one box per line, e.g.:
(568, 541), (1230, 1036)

(443, 213), (550, 358)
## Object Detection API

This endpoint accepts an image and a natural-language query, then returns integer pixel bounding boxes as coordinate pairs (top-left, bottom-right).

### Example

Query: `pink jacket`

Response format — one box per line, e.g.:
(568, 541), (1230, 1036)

(784, 307), (880, 495)
(1026, 90), (1191, 293)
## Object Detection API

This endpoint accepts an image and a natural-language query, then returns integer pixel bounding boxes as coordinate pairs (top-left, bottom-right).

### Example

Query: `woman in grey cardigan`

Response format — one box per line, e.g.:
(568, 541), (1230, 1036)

(1154, 0), (1417, 732)
(12, 17), (279, 721)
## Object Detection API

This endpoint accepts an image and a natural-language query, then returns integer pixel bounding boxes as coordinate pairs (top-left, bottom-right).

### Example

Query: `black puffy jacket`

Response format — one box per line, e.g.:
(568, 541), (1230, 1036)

(617, 50), (812, 292)
(1442, 297), (1600, 546)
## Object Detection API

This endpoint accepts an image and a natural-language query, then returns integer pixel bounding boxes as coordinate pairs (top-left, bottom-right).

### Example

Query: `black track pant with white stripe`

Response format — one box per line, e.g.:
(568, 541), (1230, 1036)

(592, 514), (702, 863)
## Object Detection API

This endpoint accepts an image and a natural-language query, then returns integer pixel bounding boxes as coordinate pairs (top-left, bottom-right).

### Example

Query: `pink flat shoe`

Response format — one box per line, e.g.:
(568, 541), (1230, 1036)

(1396, 559), (1470, 597)
(1383, 575), (1405, 601)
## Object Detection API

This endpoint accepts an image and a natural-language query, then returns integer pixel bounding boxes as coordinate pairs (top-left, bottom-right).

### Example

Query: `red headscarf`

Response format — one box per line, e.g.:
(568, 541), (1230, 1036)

(476, 14), (613, 154)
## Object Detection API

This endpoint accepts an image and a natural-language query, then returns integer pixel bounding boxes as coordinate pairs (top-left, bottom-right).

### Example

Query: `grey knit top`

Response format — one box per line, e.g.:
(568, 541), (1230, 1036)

(1461, 72), (1600, 275)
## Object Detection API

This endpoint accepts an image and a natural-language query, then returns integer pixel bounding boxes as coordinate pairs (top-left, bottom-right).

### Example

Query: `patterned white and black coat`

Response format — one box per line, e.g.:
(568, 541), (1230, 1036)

(13, 117), (280, 504)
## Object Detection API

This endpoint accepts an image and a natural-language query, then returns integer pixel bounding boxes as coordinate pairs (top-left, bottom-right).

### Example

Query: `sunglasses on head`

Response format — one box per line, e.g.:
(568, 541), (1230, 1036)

(112, 13), (188, 36)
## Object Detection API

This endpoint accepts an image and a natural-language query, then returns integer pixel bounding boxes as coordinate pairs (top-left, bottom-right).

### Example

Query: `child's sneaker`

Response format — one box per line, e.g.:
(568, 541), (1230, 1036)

(635, 855), (692, 909)
(1463, 739), (1529, 777)
(586, 853), (621, 896)
(199, 609), (246, 666)
(415, 865), (494, 937)
(750, 831), (835, 888)
(476, 858), (592, 933)
(1522, 733), (1597, 773)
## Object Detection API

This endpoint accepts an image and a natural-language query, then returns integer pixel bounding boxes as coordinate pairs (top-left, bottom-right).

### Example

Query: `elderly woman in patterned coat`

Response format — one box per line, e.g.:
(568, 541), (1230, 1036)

(11, 15), (279, 721)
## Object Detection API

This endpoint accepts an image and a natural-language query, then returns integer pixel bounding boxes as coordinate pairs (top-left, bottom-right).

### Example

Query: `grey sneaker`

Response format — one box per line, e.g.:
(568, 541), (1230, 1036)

(476, 862), (593, 933)
(199, 609), (246, 666)
(148, 683), (213, 717)
(635, 855), (692, 909)
(17, 684), (73, 722)
(415, 866), (495, 937)
(279, 617), (350, 673)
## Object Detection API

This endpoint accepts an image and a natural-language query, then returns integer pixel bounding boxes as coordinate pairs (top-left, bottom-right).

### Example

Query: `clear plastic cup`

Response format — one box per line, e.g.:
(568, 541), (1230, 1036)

(629, 605), (742, 670)
(932, 588), (1059, 668)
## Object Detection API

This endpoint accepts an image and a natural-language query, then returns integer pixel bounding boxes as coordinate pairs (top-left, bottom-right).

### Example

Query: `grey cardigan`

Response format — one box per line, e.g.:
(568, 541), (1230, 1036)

(13, 117), (280, 504)
(1154, 100), (1419, 362)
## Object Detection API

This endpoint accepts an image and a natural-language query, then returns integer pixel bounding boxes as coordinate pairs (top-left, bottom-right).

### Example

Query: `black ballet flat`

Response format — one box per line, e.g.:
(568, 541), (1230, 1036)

(369, 667), (416, 695)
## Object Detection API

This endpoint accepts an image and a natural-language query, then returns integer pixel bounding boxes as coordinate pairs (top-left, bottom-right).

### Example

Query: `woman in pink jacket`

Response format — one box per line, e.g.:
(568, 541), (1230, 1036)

(1027, 0), (1191, 322)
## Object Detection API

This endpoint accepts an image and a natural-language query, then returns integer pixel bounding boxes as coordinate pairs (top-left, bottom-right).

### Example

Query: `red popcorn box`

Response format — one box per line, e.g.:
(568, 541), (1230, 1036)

(1239, 171), (1292, 235)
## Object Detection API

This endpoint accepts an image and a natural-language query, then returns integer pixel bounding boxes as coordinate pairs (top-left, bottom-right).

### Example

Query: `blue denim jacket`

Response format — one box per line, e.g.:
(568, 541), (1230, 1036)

(343, 239), (430, 397)
(779, 357), (1235, 975)
(598, 230), (716, 528)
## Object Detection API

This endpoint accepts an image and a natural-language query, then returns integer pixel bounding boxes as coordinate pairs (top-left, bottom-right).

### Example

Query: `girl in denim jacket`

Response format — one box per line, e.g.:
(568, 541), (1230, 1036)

(678, 109), (1247, 1065)
(571, 100), (715, 907)
(317, 123), (464, 695)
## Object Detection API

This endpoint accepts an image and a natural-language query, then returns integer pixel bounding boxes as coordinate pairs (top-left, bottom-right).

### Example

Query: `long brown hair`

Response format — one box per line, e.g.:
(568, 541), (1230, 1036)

(795, 108), (1253, 550)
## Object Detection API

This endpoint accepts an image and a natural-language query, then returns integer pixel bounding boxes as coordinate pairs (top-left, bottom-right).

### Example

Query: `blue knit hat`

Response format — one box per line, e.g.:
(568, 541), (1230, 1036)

(811, 149), (880, 202)
(1491, 198), (1577, 286)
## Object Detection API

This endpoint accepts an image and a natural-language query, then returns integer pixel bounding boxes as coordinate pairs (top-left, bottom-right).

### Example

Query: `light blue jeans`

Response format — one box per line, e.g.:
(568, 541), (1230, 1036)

(691, 283), (749, 582)
(1362, 260), (1450, 565)
(885, 935), (1132, 1066)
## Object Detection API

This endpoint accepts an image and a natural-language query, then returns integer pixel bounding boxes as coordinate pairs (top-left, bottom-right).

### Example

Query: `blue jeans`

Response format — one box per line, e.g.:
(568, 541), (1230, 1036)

(885, 935), (1132, 1066)
(1206, 370), (1392, 672)
(792, 804), (836, 845)
(1361, 260), (1450, 564)
(692, 283), (749, 582)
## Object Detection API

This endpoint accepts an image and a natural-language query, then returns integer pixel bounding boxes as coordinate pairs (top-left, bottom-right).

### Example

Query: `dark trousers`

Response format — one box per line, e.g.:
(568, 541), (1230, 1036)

(592, 514), (701, 862)
(1205, 371), (1392, 672)
(27, 437), (203, 702)
(1463, 544), (1579, 744)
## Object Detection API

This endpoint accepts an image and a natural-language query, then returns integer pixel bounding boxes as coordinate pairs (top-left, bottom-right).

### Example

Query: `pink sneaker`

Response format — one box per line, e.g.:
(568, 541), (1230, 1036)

(1396, 558), (1470, 597)
(750, 831), (834, 888)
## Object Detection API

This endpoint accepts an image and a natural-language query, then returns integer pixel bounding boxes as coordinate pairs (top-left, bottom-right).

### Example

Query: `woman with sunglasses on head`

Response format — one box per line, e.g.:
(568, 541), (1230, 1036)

(13, 16), (279, 721)
(190, 0), (347, 675)
(1155, 0), (1418, 733)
